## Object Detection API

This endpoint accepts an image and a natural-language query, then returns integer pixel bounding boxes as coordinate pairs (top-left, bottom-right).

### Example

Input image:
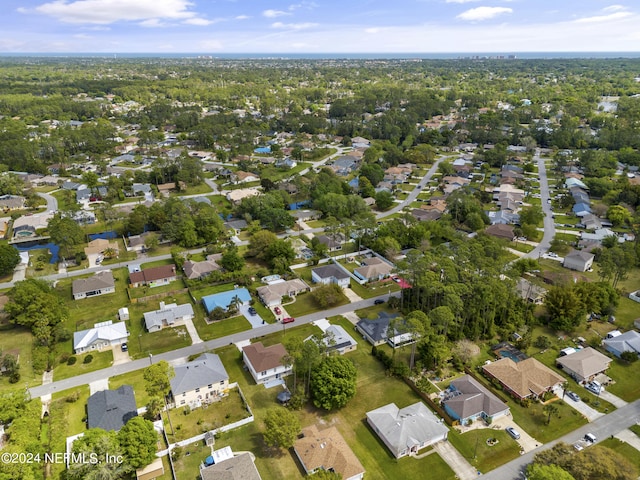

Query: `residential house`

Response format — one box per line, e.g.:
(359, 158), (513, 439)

(144, 302), (195, 332)
(515, 278), (547, 304)
(331, 156), (359, 176)
(482, 357), (564, 401)
(311, 264), (351, 288)
(224, 219), (248, 236)
(242, 342), (292, 385)
(256, 279), (310, 307)
(355, 313), (415, 348)
(423, 198), (448, 213)
(182, 254), (222, 280)
(84, 238), (119, 266)
(487, 210), (520, 225)
(202, 288), (252, 314)
(443, 375), (510, 424)
(411, 208), (442, 222)
(316, 324), (358, 355)
(125, 231), (155, 252)
(0, 195), (25, 211)
(573, 202), (592, 217)
(555, 347), (612, 383)
(11, 212), (53, 239)
(603, 330), (640, 358)
(366, 402), (448, 458)
(563, 250), (595, 272)
(129, 264), (177, 287)
(73, 320), (128, 354)
(351, 136), (371, 148)
(226, 188), (261, 204)
(294, 425), (365, 480)
(316, 233), (345, 252)
(87, 385), (137, 431)
(72, 270), (116, 300)
(76, 186), (107, 204)
(200, 453), (262, 480)
(354, 257), (394, 282)
(581, 228), (617, 244)
(484, 224), (515, 241)
(170, 353), (229, 407)
(232, 171), (260, 184)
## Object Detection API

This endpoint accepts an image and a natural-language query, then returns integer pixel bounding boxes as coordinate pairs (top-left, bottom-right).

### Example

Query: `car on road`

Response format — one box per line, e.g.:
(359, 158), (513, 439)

(282, 317), (295, 324)
(374, 299), (385, 305)
(506, 427), (521, 440)
(248, 307), (257, 315)
(566, 391), (581, 402)
(584, 433), (597, 443)
(120, 343), (128, 352)
(274, 306), (282, 315)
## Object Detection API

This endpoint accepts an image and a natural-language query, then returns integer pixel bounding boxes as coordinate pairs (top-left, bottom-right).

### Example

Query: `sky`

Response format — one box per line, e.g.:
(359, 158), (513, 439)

(1, 0), (639, 54)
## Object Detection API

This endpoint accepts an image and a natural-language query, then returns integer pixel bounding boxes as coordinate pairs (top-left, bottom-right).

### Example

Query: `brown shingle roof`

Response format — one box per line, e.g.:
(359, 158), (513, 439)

(129, 264), (176, 284)
(243, 342), (288, 373)
(482, 357), (564, 399)
(294, 425), (365, 478)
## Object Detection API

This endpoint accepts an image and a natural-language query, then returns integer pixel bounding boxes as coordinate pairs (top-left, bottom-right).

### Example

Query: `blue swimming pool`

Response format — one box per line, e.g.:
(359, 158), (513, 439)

(254, 146), (271, 154)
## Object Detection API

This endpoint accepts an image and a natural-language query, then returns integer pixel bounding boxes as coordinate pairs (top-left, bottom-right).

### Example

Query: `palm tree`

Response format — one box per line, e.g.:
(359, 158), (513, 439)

(543, 403), (559, 425)
(229, 294), (242, 313)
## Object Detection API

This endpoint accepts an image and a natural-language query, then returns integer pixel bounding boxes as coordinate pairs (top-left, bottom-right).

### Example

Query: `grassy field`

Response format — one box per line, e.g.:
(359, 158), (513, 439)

(599, 438), (640, 473)
(604, 358), (640, 402)
(53, 349), (113, 381)
(109, 369), (152, 407)
(172, 183), (214, 196)
(164, 388), (251, 443)
(448, 429), (521, 474)
(284, 290), (350, 318)
(128, 278), (187, 299)
(194, 314), (252, 341)
(189, 282), (236, 301)
(0, 324), (42, 387)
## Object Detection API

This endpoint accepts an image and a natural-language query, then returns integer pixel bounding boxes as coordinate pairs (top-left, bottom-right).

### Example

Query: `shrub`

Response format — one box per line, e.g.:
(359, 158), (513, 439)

(67, 356), (77, 366)
(83, 354), (93, 364)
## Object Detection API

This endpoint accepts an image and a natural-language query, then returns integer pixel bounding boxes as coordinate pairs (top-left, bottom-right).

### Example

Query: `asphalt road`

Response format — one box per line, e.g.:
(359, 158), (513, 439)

(525, 149), (556, 260)
(36, 191), (58, 212)
(27, 293), (399, 399)
(483, 398), (640, 480)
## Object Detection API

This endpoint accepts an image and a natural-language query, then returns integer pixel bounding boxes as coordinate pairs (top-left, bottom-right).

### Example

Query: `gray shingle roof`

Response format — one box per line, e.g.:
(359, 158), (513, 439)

(72, 270), (115, 296)
(444, 375), (509, 421)
(87, 385), (137, 432)
(313, 264), (350, 280)
(144, 303), (194, 331)
(170, 353), (229, 396)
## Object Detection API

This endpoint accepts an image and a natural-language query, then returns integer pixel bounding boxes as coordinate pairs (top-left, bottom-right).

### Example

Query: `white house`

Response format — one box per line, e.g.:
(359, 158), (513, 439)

(144, 302), (195, 332)
(256, 279), (310, 307)
(242, 342), (292, 385)
(563, 250), (595, 272)
(311, 264), (351, 288)
(366, 402), (448, 458)
(73, 320), (128, 354)
(170, 353), (229, 408)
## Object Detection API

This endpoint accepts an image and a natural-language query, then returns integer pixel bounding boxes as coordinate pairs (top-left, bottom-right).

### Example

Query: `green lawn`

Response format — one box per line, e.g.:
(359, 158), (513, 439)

(448, 429), (521, 473)
(172, 183), (213, 196)
(189, 282), (236, 301)
(605, 358), (640, 402)
(140, 258), (175, 269)
(599, 438), (640, 473)
(53, 349), (114, 381)
(0, 324), (42, 387)
(128, 278), (187, 299)
(164, 388), (251, 443)
(194, 314), (252, 342)
(110, 370), (152, 407)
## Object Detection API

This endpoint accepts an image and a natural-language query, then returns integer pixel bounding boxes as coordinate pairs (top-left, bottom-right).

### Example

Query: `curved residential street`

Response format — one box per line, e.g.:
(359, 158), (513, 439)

(525, 149), (556, 259)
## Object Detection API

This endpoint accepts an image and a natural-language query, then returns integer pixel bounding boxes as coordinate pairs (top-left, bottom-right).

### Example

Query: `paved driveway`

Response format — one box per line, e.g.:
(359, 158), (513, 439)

(491, 415), (541, 453)
(555, 387), (603, 421)
(239, 305), (265, 329)
(112, 345), (131, 365)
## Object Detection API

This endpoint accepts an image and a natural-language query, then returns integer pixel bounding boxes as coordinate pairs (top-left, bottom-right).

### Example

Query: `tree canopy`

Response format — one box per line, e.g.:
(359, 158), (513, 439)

(310, 355), (357, 410)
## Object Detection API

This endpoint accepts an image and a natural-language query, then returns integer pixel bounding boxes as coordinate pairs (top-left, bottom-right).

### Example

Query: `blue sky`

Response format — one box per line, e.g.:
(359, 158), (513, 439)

(1, 0), (639, 53)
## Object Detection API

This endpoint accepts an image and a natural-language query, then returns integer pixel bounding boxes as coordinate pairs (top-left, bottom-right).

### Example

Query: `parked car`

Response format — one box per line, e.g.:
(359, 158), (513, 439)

(566, 391), (581, 402)
(585, 381), (601, 394)
(248, 307), (257, 315)
(274, 306), (282, 315)
(120, 343), (128, 352)
(282, 317), (295, 324)
(585, 433), (597, 443)
(506, 427), (521, 440)
(374, 299), (385, 305)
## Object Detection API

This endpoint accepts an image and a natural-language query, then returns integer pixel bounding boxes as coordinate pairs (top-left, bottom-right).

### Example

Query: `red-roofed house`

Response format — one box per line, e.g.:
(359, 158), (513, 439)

(242, 342), (292, 385)
(129, 264), (177, 288)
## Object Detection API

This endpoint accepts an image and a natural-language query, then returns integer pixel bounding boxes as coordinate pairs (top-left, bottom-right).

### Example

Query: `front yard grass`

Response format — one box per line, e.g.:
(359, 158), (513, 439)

(189, 282), (236, 301)
(0, 325), (41, 387)
(283, 291), (349, 318)
(605, 358), (640, 402)
(194, 314), (252, 342)
(128, 278), (187, 299)
(448, 429), (520, 473)
(164, 388), (251, 443)
(599, 438), (640, 471)
(53, 349), (113, 381)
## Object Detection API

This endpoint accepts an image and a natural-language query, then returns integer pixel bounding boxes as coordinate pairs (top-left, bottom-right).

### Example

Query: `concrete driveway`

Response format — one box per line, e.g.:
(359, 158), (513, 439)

(555, 387), (603, 421)
(491, 415), (541, 453)
(112, 344), (131, 365)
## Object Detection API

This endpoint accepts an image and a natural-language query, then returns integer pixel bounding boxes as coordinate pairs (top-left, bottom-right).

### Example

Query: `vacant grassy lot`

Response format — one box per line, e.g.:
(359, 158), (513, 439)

(599, 438), (640, 472)
(448, 429), (521, 473)
(164, 388), (251, 443)
(189, 282), (236, 301)
(54, 349), (113, 381)
(0, 324), (42, 387)
(605, 358), (640, 402)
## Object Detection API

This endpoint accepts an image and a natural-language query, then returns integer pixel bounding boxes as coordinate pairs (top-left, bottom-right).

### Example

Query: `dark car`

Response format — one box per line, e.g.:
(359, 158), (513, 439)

(374, 299), (385, 305)
(120, 343), (128, 352)
(248, 307), (257, 315)
(282, 317), (295, 324)
(566, 391), (581, 402)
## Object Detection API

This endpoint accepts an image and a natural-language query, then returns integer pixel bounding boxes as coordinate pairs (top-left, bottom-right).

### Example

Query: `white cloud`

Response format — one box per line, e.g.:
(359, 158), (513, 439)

(235, 15), (250, 20)
(602, 5), (627, 13)
(445, 0), (481, 3)
(271, 22), (317, 30)
(139, 18), (166, 27)
(573, 11), (632, 23)
(21, 0), (199, 24)
(263, 9), (290, 18)
(183, 17), (215, 26)
(456, 6), (513, 21)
